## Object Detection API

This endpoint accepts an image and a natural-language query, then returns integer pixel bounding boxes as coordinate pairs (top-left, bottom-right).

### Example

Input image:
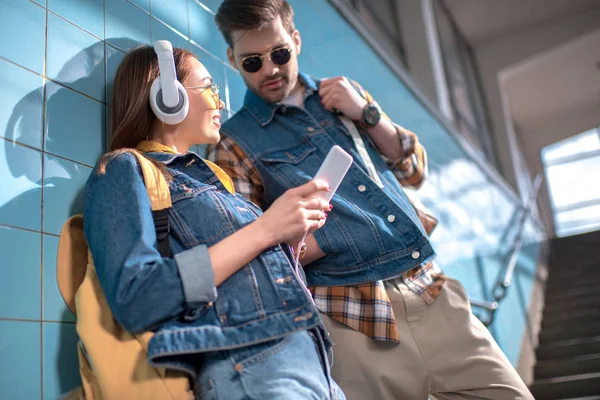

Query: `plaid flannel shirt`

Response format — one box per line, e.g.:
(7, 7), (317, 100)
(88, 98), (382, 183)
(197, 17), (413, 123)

(208, 84), (446, 342)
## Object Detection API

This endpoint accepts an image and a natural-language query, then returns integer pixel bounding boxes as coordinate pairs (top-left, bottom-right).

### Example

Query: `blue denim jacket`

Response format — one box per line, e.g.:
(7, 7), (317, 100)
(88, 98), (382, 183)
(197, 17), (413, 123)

(220, 73), (435, 287)
(83, 150), (323, 376)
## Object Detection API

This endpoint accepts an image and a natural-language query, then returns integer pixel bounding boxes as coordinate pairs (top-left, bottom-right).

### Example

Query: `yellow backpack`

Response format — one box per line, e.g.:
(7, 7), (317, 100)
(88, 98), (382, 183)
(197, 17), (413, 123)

(56, 150), (194, 400)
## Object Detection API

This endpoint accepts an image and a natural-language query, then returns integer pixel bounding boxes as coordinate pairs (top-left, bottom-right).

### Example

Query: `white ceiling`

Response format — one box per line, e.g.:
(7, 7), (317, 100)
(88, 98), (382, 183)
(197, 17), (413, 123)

(443, 0), (600, 45)
(503, 28), (600, 153)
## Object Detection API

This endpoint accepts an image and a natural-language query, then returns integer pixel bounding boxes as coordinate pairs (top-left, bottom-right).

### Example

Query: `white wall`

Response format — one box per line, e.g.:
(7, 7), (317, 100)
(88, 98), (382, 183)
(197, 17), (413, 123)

(473, 8), (600, 233)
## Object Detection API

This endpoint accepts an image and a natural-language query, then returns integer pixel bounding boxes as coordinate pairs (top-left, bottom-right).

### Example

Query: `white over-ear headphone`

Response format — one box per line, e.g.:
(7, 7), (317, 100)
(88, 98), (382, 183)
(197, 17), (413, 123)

(149, 40), (189, 125)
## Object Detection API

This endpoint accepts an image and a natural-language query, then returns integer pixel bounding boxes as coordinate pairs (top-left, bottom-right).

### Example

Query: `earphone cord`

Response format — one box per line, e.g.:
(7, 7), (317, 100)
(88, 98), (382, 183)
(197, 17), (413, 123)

(291, 230), (316, 306)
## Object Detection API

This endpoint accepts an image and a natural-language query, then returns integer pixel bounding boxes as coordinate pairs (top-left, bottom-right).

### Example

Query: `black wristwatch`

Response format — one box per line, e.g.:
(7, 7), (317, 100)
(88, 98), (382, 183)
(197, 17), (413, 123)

(359, 102), (381, 128)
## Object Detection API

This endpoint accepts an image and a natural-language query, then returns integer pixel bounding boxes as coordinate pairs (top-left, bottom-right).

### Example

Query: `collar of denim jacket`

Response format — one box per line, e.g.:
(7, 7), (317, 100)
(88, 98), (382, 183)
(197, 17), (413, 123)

(137, 141), (210, 167)
(243, 72), (319, 127)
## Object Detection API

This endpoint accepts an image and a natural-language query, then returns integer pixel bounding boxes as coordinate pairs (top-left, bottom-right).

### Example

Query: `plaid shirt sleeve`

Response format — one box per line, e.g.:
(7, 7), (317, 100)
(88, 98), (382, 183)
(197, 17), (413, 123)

(351, 80), (428, 190)
(207, 136), (265, 208)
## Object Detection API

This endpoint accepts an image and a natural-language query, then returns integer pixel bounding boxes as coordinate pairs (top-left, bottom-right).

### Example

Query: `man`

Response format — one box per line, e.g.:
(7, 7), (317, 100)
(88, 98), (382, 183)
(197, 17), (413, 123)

(208, 1), (533, 398)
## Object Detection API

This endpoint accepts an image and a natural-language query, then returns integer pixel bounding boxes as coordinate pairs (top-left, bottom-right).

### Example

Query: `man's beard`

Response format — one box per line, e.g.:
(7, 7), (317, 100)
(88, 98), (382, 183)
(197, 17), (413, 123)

(246, 72), (297, 104)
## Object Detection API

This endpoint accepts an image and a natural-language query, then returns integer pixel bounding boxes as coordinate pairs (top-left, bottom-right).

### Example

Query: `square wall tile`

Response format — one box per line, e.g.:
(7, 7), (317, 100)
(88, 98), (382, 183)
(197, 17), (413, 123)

(189, 0), (225, 59)
(0, 140), (42, 231)
(47, 13), (106, 102)
(105, 44), (125, 106)
(129, 0), (149, 12)
(0, 59), (44, 150)
(45, 83), (105, 167)
(106, 0), (151, 52)
(151, 0), (189, 38)
(189, 48), (226, 97)
(105, 106), (111, 149)
(0, 0), (46, 74)
(199, 0), (221, 14)
(48, 0), (105, 39)
(43, 154), (92, 235)
(43, 322), (82, 399)
(0, 226), (41, 320)
(0, 321), (41, 399)
(151, 17), (189, 50)
(44, 234), (76, 322)
(226, 68), (246, 113)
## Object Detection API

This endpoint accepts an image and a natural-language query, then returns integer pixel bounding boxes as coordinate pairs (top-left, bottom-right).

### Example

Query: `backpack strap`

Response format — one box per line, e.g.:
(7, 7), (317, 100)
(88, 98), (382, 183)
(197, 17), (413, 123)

(129, 150), (173, 258)
(57, 215), (88, 315)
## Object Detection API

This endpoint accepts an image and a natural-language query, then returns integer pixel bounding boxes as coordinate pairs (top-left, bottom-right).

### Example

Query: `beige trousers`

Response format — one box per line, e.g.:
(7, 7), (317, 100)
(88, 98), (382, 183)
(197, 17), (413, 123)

(322, 278), (534, 400)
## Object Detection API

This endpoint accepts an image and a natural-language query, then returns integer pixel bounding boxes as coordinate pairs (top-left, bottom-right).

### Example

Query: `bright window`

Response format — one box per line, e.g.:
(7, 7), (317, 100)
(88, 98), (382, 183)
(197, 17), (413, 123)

(542, 128), (600, 237)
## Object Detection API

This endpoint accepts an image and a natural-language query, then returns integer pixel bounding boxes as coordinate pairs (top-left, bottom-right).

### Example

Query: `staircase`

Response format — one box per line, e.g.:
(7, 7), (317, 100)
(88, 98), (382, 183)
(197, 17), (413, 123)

(530, 230), (600, 399)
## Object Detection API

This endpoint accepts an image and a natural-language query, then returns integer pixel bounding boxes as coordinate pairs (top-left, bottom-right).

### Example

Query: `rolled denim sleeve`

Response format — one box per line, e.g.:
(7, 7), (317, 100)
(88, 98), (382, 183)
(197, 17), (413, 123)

(175, 245), (217, 305)
(84, 152), (215, 333)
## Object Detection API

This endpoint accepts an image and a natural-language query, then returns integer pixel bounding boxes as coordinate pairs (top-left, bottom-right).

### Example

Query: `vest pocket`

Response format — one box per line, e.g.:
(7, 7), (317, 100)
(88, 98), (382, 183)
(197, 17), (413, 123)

(260, 142), (317, 165)
(259, 142), (319, 190)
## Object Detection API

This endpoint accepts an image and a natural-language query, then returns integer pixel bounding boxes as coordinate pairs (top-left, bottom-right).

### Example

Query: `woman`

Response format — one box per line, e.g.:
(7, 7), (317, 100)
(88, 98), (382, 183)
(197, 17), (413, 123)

(83, 44), (344, 400)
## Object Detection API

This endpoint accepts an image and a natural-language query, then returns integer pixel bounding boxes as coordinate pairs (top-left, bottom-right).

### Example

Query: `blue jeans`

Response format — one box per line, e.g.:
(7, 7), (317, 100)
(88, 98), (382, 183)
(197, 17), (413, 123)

(195, 330), (345, 400)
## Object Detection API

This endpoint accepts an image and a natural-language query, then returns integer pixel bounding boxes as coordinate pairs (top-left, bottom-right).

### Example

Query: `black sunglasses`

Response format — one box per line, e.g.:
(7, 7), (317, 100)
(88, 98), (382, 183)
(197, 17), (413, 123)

(241, 47), (292, 73)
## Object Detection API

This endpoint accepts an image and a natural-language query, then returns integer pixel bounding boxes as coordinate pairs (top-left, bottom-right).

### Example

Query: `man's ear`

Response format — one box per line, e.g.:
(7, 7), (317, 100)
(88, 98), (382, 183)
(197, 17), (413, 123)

(292, 29), (302, 56)
(226, 47), (238, 71)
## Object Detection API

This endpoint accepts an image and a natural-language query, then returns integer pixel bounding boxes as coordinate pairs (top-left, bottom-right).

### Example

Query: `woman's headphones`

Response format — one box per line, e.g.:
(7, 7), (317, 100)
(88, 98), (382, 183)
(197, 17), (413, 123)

(149, 40), (189, 125)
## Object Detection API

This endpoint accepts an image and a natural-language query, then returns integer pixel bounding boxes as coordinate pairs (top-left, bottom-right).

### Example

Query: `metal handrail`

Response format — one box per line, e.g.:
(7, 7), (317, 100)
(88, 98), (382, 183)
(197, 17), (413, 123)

(470, 174), (544, 326)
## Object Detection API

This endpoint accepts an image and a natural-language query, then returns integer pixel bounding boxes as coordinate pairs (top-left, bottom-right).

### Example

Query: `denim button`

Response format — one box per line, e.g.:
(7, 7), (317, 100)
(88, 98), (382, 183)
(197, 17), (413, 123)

(307, 127), (315, 132)
(412, 251), (420, 259)
(387, 214), (396, 223)
(280, 105), (287, 114)
(357, 185), (366, 192)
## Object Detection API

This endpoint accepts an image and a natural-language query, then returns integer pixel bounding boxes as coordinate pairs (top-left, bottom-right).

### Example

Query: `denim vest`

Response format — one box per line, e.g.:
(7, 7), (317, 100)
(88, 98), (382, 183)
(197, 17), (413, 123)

(220, 73), (435, 287)
(83, 151), (323, 377)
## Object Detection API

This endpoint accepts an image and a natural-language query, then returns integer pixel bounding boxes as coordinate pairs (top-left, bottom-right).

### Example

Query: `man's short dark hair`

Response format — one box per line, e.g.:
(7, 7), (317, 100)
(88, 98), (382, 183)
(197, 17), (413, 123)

(215, 0), (295, 48)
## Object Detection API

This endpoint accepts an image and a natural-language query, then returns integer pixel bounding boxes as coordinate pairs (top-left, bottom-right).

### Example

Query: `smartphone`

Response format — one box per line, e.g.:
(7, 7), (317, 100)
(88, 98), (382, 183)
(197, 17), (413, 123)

(314, 145), (353, 201)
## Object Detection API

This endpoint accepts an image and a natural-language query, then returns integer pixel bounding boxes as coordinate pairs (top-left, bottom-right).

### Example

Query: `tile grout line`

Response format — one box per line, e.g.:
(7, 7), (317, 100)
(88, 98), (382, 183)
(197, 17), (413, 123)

(0, 223), (59, 237)
(187, 0), (191, 45)
(125, 0), (150, 15)
(0, 317), (76, 325)
(2, 5), (231, 84)
(190, 0), (215, 15)
(105, 0), (110, 151)
(0, 137), (95, 170)
(0, 55), (108, 107)
(40, 4), (50, 398)
(149, 0), (152, 38)
(46, 9), (103, 43)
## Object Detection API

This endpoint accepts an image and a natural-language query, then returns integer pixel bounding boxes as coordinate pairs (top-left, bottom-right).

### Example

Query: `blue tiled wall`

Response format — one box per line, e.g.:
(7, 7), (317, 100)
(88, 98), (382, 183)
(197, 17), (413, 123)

(0, 0), (544, 398)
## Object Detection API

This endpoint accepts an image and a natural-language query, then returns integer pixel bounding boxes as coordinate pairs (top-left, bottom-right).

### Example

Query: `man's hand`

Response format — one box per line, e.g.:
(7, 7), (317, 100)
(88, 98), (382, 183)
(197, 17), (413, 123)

(319, 77), (367, 121)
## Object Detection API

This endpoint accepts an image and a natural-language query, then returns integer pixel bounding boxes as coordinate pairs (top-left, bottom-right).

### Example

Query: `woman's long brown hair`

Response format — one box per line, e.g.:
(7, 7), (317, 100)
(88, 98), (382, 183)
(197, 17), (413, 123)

(98, 45), (194, 176)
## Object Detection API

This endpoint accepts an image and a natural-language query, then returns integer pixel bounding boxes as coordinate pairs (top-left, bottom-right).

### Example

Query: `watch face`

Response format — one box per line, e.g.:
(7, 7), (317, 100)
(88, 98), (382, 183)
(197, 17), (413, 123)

(363, 104), (381, 127)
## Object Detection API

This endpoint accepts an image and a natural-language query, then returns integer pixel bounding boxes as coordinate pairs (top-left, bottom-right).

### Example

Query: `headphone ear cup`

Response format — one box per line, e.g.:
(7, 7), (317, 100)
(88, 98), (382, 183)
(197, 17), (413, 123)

(149, 78), (189, 125)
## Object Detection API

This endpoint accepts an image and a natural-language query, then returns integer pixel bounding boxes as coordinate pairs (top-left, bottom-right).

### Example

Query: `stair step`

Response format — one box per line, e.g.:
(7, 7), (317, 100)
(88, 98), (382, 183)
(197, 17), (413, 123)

(548, 265), (600, 279)
(537, 336), (600, 361)
(539, 321), (600, 344)
(546, 274), (600, 290)
(535, 353), (600, 380)
(544, 297), (600, 316)
(550, 230), (600, 247)
(544, 296), (600, 314)
(542, 311), (600, 330)
(544, 286), (600, 303)
(530, 372), (600, 400)
(543, 307), (600, 322)
(551, 246), (600, 257)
